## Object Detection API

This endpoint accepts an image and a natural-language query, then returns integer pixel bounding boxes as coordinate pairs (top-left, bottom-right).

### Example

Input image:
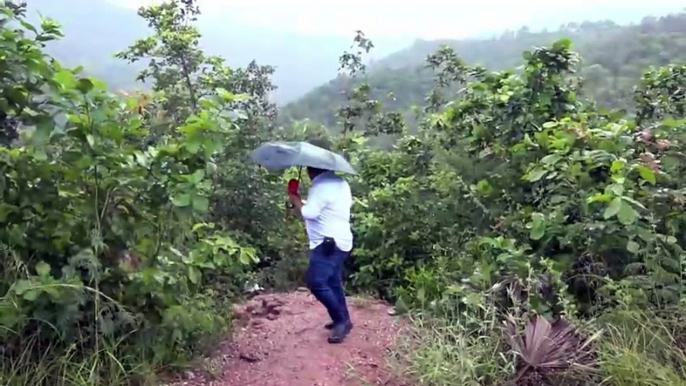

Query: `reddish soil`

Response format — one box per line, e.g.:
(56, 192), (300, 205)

(174, 290), (409, 386)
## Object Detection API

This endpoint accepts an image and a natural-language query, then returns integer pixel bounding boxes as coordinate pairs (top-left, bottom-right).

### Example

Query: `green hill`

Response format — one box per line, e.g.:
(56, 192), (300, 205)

(23, 0), (412, 104)
(281, 12), (686, 127)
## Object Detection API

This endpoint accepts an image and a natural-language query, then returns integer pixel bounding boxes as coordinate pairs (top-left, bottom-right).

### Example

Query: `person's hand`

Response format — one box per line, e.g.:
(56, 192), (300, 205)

(288, 193), (300, 205)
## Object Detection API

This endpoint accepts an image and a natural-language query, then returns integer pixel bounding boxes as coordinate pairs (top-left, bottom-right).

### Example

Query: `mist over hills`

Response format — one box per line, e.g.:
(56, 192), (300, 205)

(25, 0), (410, 104)
(24, 0), (686, 110)
(281, 9), (686, 127)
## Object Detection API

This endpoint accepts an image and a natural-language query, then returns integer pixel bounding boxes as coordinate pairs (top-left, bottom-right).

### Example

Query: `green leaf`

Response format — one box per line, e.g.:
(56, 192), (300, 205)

(13, 280), (32, 296)
(199, 99), (214, 109)
(0, 203), (17, 222)
(32, 120), (55, 146)
(637, 165), (656, 185)
(35, 261), (51, 278)
(550, 195), (567, 204)
(552, 38), (572, 51)
(20, 20), (38, 33)
(76, 78), (94, 94)
(621, 196), (646, 210)
(587, 193), (612, 203)
(187, 266), (201, 284)
(192, 222), (214, 232)
(22, 289), (40, 301)
(192, 195), (209, 213)
(238, 248), (256, 265)
(54, 69), (75, 89)
(611, 160), (625, 173)
(609, 184), (624, 196)
(526, 168), (546, 182)
(604, 197), (622, 219)
(190, 169), (205, 184)
(627, 240), (640, 254)
(636, 228), (655, 242)
(530, 221), (545, 240)
(216, 87), (235, 101)
(171, 193), (191, 207)
(475, 179), (493, 195)
(540, 154), (562, 165)
(184, 136), (201, 154)
(617, 200), (638, 225)
(33, 149), (48, 161)
(529, 213), (546, 240)
(233, 93), (250, 102)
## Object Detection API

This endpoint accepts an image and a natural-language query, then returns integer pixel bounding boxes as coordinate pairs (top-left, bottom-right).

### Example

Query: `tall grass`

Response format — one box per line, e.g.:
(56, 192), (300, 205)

(597, 309), (686, 386)
(392, 303), (513, 386)
(0, 258), (157, 386)
(395, 305), (686, 386)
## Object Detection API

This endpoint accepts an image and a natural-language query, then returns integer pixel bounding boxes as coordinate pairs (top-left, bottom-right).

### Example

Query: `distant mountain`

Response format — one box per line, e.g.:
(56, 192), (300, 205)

(24, 0), (412, 104)
(281, 11), (686, 127)
(23, 1), (686, 109)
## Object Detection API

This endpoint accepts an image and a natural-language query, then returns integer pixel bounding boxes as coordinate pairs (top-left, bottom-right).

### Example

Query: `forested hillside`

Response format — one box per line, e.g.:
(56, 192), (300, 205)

(3, 1), (686, 386)
(23, 0), (411, 104)
(282, 12), (686, 126)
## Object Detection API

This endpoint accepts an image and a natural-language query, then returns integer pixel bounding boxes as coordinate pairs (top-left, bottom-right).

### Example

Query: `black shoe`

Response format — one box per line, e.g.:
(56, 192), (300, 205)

(325, 320), (353, 331)
(327, 321), (353, 344)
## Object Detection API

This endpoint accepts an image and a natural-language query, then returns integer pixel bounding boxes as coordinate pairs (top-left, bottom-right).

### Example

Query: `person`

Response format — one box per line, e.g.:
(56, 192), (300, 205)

(288, 166), (354, 344)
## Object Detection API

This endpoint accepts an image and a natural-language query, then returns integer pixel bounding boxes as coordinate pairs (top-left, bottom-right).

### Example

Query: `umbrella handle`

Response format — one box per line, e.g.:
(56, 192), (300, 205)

(286, 166), (304, 211)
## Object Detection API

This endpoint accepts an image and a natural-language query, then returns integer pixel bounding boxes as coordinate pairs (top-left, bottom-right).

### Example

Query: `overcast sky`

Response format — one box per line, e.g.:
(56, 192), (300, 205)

(111, 0), (685, 39)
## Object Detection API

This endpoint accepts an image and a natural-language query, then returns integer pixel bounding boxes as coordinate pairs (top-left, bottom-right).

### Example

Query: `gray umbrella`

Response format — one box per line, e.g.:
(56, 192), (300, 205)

(250, 141), (356, 174)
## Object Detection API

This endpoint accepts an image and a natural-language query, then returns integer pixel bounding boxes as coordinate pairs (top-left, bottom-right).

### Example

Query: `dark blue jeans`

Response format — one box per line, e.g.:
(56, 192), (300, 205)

(306, 243), (351, 325)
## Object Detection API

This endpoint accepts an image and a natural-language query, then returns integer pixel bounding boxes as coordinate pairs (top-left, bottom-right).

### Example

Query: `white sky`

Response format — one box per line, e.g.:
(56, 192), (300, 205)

(111, 0), (686, 39)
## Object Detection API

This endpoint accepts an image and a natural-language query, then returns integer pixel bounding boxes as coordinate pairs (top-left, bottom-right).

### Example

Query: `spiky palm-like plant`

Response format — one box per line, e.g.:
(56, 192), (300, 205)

(506, 315), (601, 385)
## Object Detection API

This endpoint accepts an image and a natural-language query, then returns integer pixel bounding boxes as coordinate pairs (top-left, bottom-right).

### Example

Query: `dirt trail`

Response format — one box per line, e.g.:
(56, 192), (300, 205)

(176, 290), (408, 386)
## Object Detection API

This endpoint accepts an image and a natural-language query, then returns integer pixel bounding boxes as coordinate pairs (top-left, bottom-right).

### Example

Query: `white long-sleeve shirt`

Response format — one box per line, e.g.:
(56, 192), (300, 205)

(301, 171), (353, 252)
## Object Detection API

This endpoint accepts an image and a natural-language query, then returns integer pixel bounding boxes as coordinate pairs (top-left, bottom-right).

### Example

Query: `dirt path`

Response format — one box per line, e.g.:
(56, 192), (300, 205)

(176, 290), (409, 386)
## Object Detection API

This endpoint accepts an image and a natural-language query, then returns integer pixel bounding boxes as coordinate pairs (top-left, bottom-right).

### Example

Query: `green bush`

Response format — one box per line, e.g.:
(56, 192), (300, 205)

(327, 32), (686, 385)
(0, 3), (274, 384)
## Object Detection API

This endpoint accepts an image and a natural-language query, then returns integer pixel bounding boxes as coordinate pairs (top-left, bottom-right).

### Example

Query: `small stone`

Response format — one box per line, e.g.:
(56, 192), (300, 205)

(231, 305), (249, 321)
(262, 298), (285, 311)
(296, 286), (308, 292)
(239, 351), (261, 363)
(266, 313), (278, 320)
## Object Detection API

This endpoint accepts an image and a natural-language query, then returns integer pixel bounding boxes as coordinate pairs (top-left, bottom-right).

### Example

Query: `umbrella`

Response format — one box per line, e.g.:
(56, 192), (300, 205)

(250, 141), (356, 175)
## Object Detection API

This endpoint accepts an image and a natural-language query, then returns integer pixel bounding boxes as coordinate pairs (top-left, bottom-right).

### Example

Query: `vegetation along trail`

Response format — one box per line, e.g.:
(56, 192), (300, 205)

(3, 1), (686, 386)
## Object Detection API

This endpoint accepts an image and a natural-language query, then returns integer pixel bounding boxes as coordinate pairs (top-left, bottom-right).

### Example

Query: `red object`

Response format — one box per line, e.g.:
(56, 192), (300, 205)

(287, 179), (300, 196)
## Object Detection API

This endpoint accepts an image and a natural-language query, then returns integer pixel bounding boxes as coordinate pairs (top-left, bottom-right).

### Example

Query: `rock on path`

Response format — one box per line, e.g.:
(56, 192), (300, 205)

(174, 291), (408, 386)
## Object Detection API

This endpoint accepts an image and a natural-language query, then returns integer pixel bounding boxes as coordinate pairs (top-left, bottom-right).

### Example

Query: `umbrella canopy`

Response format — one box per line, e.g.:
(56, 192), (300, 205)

(250, 141), (356, 174)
